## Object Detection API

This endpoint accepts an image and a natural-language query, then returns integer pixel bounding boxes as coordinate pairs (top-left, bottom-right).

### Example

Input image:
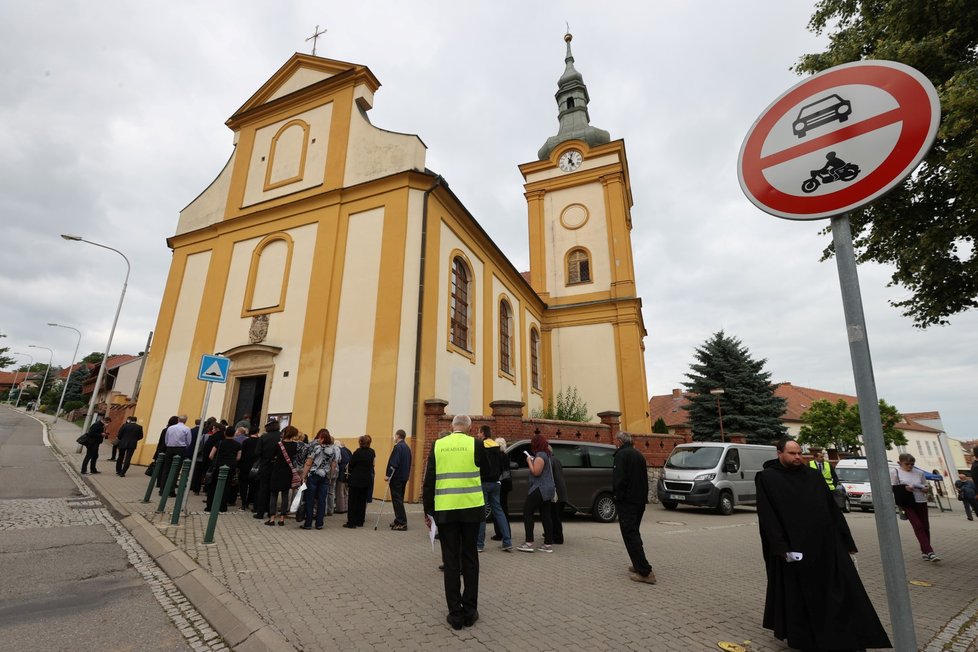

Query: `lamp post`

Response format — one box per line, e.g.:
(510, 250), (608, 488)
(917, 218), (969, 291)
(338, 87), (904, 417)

(48, 323), (82, 422)
(12, 352), (33, 407)
(8, 352), (30, 405)
(27, 345), (53, 413)
(61, 234), (130, 436)
(709, 388), (726, 442)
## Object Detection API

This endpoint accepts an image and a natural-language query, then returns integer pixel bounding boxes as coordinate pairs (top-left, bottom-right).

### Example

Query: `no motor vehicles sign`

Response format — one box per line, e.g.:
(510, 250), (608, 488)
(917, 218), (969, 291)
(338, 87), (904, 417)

(738, 60), (940, 220)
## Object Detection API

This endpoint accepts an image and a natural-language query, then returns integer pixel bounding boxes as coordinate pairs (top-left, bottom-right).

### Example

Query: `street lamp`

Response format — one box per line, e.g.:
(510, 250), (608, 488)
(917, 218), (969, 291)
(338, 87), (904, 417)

(12, 352), (33, 407)
(48, 323), (82, 421)
(61, 234), (130, 435)
(8, 352), (30, 405)
(27, 345), (53, 413)
(709, 388), (726, 442)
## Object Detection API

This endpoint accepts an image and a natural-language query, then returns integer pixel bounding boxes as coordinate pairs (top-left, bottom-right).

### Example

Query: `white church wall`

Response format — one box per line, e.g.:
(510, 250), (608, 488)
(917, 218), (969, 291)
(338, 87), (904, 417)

(327, 208), (385, 434)
(266, 68), (334, 102)
(242, 104), (333, 208)
(343, 91), (426, 188)
(148, 251), (211, 433)
(550, 323), (619, 423)
(435, 223), (483, 417)
(176, 149), (235, 236)
(523, 308), (544, 415)
(491, 276), (522, 403)
(544, 184), (612, 298)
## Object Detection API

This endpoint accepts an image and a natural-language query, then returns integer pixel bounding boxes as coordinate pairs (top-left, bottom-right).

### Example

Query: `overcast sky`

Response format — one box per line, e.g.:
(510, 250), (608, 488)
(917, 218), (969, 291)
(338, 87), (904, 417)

(1, 2), (974, 439)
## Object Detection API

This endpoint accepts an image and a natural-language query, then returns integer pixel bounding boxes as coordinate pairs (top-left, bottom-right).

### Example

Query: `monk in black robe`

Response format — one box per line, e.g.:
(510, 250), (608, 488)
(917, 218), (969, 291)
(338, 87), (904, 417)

(756, 438), (891, 650)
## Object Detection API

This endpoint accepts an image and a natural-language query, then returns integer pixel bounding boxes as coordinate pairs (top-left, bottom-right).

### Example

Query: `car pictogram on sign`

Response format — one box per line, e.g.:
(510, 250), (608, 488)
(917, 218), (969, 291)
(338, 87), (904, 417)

(792, 93), (852, 138)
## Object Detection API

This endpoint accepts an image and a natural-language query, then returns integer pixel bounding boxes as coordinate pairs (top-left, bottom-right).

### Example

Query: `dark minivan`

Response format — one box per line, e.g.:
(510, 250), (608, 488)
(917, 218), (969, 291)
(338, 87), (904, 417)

(504, 439), (618, 522)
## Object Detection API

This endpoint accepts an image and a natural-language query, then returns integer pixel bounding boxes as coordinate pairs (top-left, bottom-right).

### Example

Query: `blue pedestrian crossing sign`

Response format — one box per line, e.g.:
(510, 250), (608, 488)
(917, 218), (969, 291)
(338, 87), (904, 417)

(198, 354), (231, 384)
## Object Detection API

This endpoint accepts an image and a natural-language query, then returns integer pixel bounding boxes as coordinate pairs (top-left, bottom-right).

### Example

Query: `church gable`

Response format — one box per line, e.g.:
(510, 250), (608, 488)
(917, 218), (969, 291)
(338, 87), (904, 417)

(231, 53), (370, 116)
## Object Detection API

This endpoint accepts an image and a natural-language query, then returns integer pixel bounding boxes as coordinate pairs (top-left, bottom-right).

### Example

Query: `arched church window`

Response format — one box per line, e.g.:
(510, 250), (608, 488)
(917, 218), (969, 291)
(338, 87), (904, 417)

(244, 233), (294, 316)
(530, 327), (541, 390)
(450, 256), (471, 351)
(567, 248), (591, 285)
(566, 98), (575, 109)
(499, 299), (513, 375)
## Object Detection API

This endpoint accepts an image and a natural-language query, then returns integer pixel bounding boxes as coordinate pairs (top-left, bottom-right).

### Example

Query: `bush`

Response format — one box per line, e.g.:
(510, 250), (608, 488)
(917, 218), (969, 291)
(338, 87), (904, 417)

(532, 387), (590, 422)
(63, 400), (86, 413)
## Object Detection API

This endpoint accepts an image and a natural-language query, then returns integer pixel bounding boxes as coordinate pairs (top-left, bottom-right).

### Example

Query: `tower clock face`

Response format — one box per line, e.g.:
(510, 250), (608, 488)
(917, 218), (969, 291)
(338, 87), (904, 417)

(558, 150), (583, 172)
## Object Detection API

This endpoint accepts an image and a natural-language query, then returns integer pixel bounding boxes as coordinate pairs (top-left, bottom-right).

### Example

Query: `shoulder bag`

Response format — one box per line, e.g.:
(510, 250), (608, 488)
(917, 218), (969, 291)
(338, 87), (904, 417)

(278, 441), (303, 489)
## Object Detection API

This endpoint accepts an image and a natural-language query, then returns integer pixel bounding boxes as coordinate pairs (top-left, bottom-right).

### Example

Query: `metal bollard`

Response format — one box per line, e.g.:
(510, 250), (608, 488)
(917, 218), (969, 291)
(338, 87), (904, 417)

(203, 466), (230, 544)
(142, 457), (164, 503)
(156, 455), (182, 513)
(170, 460), (192, 526)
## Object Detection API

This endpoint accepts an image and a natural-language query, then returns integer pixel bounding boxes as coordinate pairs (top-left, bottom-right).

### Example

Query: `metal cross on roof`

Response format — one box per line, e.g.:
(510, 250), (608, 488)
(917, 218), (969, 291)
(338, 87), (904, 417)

(306, 24), (327, 56)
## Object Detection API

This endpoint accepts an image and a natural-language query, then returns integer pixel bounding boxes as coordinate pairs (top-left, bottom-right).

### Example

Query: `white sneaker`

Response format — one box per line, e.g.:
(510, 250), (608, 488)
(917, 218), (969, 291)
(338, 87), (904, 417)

(537, 544), (554, 553)
(927, 552), (941, 562)
(517, 542), (535, 553)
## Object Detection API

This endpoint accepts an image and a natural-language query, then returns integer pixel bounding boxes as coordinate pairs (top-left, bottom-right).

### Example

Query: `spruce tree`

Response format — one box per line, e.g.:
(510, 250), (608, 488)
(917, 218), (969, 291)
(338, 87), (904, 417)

(682, 331), (787, 444)
(652, 417), (669, 434)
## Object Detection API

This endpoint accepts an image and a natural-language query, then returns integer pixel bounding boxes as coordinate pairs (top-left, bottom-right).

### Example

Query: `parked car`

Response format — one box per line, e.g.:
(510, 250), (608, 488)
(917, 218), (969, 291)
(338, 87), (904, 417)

(657, 442), (776, 515)
(503, 439), (618, 522)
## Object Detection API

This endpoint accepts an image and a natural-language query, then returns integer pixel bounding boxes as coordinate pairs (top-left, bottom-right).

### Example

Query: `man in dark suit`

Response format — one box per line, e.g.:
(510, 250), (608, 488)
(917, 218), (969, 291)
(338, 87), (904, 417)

(115, 416), (144, 477)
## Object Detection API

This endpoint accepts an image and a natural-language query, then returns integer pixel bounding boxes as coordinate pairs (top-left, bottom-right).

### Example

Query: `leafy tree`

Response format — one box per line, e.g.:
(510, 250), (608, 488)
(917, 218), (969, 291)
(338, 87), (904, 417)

(652, 417), (669, 434)
(0, 332), (14, 369)
(81, 352), (104, 365)
(796, 0), (978, 327)
(682, 331), (787, 444)
(799, 397), (907, 452)
(533, 386), (590, 422)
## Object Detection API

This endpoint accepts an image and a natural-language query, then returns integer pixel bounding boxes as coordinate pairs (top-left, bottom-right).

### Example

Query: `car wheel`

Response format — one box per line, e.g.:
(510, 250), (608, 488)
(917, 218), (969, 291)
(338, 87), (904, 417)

(860, 506), (871, 512)
(843, 497), (851, 513)
(661, 501), (678, 511)
(716, 491), (734, 516)
(591, 492), (617, 523)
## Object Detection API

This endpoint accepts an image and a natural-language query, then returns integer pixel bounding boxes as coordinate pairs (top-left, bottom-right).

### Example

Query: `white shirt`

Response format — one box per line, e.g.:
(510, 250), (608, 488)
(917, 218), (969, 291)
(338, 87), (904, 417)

(891, 466), (928, 504)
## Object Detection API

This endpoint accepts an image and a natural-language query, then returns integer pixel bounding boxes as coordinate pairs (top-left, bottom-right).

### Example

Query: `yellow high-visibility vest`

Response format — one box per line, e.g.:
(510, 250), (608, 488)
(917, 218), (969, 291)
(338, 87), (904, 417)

(434, 432), (483, 511)
(810, 459), (836, 490)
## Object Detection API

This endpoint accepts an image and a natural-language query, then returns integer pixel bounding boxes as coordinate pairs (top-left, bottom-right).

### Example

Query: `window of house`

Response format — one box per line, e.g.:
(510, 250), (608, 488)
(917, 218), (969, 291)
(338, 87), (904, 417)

(450, 257), (471, 351)
(916, 440), (923, 455)
(499, 300), (512, 374)
(567, 248), (591, 284)
(530, 328), (541, 390)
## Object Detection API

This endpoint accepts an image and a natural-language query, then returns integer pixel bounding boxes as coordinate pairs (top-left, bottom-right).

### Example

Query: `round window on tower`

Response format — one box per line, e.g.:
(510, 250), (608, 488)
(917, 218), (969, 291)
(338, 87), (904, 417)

(559, 203), (589, 230)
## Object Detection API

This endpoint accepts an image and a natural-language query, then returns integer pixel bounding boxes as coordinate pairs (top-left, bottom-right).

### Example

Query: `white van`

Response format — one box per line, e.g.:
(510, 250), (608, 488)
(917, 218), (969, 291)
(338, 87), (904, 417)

(836, 457), (900, 512)
(657, 442), (777, 515)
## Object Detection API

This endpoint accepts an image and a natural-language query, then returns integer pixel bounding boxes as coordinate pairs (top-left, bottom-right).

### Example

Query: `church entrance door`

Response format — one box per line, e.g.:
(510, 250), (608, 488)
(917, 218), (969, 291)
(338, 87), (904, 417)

(234, 375), (266, 427)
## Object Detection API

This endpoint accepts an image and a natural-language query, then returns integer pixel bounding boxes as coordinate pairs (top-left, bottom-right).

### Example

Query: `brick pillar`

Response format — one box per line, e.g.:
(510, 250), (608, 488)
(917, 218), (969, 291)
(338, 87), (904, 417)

(597, 411), (621, 441)
(728, 434), (747, 444)
(489, 400), (524, 440)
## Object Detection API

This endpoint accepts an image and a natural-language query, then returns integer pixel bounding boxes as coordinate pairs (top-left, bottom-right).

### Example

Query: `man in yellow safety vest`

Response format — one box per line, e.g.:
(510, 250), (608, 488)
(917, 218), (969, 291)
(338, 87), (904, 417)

(423, 414), (486, 630)
(810, 449), (846, 512)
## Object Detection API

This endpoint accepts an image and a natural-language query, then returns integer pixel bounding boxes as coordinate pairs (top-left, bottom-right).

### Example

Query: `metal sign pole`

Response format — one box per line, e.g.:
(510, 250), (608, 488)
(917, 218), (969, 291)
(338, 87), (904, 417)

(177, 380), (213, 516)
(831, 213), (917, 651)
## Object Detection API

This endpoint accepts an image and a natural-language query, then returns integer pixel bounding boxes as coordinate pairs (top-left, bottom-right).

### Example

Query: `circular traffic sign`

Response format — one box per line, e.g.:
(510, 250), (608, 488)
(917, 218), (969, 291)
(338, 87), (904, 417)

(738, 60), (940, 220)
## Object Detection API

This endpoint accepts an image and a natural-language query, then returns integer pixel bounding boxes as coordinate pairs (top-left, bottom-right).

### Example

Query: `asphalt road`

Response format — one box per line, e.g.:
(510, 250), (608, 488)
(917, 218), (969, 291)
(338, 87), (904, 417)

(0, 408), (192, 651)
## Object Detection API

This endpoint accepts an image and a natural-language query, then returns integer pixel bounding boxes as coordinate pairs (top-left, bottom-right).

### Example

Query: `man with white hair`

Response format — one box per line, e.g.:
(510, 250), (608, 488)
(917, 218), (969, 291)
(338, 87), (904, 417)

(423, 414), (486, 630)
(159, 415), (191, 497)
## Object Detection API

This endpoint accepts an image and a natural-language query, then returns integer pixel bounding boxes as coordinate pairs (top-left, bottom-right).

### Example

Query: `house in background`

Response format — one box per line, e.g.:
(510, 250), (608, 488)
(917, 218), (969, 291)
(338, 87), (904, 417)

(649, 382), (957, 480)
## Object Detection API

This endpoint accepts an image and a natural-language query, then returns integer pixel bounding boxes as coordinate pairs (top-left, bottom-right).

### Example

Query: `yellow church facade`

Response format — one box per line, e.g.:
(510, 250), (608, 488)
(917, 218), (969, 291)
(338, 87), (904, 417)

(132, 39), (650, 490)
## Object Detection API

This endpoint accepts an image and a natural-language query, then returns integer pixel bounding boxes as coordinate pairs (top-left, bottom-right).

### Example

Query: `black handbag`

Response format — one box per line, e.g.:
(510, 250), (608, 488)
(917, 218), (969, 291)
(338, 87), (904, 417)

(76, 433), (90, 445)
(892, 484), (916, 507)
(248, 460), (260, 481)
(144, 460), (156, 477)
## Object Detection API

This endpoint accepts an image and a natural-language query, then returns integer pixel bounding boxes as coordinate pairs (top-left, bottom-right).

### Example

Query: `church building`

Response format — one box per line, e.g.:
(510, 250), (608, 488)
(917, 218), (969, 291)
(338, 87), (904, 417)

(132, 34), (651, 492)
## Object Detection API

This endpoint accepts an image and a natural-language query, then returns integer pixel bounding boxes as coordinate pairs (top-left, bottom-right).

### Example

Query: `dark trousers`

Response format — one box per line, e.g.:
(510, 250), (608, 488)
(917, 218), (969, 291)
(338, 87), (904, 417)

(81, 443), (100, 473)
(157, 447), (184, 494)
(304, 473), (330, 528)
(254, 467), (272, 517)
(390, 480), (407, 525)
(115, 448), (136, 476)
(237, 463), (254, 508)
(109, 442), (119, 460)
(617, 502), (652, 576)
(190, 455), (207, 493)
(438, 520), (480, 625)
(551, 501), (565, 544)
(523, 489), (553, 544)
(206, 473), (231, 513)
(268, 488), (289, 517)
(904, 501), (934, 554)
(347, 485), (369, 526)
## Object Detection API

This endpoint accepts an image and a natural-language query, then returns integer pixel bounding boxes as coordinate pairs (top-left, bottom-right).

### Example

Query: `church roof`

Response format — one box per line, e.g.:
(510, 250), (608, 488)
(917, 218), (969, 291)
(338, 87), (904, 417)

(537, 33), (610, 160)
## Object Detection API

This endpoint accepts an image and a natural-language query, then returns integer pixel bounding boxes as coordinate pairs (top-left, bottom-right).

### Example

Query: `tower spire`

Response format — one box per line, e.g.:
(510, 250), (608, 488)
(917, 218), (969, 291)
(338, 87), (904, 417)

(538, 31), (610, 160)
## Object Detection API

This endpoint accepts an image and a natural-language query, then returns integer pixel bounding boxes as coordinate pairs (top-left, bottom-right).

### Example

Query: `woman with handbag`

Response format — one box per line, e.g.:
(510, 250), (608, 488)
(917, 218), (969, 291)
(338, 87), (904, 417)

(343, 435), (375, 528)
(517, 434), (556, 553)
(266, 425), (301, 526)
(892, 453), (940, 562)
(238, 427), (261, 511)
(205, 426), (242, 513)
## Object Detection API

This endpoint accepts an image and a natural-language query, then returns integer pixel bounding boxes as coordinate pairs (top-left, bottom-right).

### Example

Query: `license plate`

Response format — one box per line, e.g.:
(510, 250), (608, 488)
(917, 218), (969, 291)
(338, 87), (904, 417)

(669, 494), (685, 501)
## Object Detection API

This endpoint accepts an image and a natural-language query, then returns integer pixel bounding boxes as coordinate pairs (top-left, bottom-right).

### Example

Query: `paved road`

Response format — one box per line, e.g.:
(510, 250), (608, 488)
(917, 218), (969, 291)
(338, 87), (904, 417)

(0, 408), (222, 651)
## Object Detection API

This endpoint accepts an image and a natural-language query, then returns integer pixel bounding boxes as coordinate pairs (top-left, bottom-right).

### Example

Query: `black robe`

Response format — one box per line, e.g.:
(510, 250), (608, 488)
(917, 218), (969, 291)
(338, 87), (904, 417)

(755, 459), (891, 650)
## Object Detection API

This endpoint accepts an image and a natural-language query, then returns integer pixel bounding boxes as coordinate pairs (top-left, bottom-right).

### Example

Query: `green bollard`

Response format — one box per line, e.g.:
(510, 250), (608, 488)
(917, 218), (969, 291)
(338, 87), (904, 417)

(142, 457), (164, 503)
(156, 455), (182, 513)
(170, 459), (192, 526)
(203, 466), (229, 545)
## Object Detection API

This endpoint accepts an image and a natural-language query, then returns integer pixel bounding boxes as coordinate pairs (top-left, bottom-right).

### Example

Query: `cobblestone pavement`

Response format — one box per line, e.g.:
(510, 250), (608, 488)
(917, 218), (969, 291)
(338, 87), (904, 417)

(42, 415), (978, 651)
(6, 415), (229, 652)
